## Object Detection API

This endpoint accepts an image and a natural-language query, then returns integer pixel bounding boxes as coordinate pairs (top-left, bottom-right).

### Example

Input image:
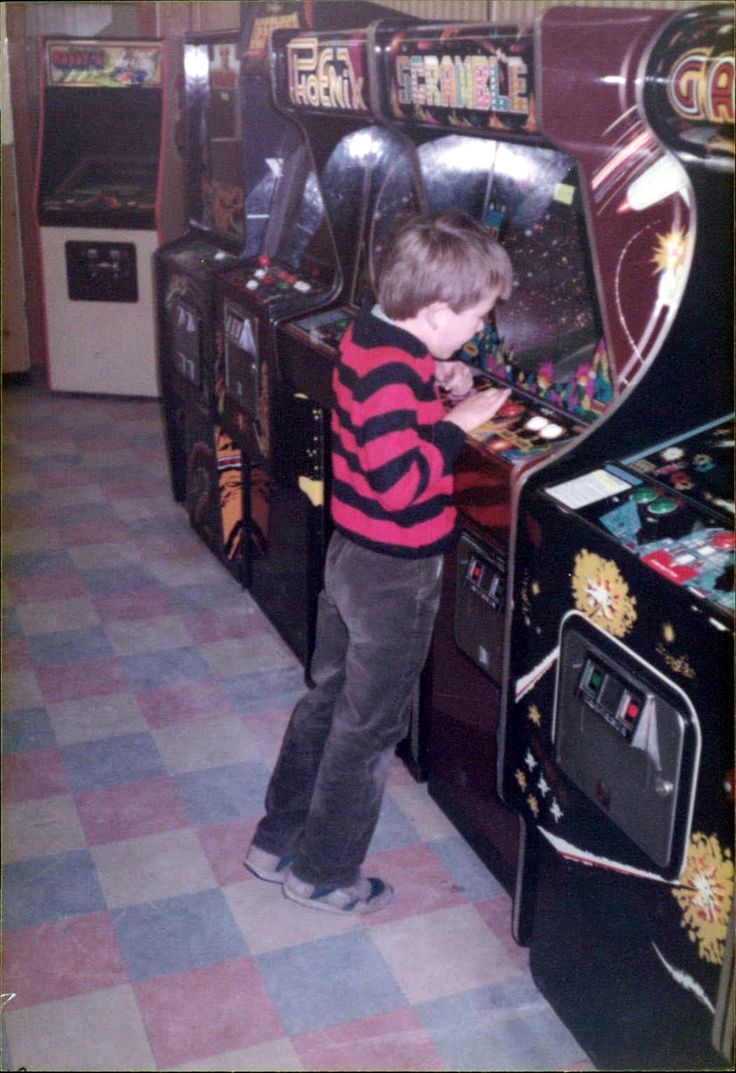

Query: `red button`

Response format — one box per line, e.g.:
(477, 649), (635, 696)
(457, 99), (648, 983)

(712, 531), (735, 549)
(499, 402), (525, 418)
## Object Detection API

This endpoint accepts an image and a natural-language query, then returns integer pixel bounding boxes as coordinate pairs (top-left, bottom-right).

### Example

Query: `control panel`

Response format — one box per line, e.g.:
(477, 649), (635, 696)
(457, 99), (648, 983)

(236, 254), (329, 305)
(454, 379), (582, 463)
(286, 306), (354, 354)
(554, 614), (699, 869)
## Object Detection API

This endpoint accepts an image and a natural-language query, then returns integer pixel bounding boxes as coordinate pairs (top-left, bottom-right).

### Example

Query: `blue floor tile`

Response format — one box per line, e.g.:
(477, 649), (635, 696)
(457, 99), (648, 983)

(173, 759), (272, 826)
(120, 646), (213, 691)
(416, 978), (588, 1072)
(221, 666), (306, 714)
(166, 579), (247, 612)
(367, 793), (420, 853)
(257, 931), (407, 1036)
(61, 732), (167, 791)
(27, 627), (115, 667)
(51, 501), (119, 524)
(2, 707), (56, 754)
(80, 565), (163, 596)
(428, 835), (506, 901)
(111, 888), (248, 980)
(3, 849), (107, 930)
(4, 550), (77, 578)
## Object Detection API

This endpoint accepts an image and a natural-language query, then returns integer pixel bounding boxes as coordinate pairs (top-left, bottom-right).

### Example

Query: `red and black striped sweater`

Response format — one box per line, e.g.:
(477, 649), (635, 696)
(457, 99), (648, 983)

(331, 307), (466, 558)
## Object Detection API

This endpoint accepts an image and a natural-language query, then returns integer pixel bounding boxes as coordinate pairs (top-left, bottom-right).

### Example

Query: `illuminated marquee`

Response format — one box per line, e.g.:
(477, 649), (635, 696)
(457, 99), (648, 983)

(248, 13), (301, 59)
(668, 48), (735, 125)
(395, 51), (529, 115)
(286, 36), (367, 112)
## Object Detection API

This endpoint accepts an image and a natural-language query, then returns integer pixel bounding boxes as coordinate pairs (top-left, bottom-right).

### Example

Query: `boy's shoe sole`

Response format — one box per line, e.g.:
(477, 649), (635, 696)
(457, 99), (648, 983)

(244, 845), (292, 884)
(283, 872), (393, 915)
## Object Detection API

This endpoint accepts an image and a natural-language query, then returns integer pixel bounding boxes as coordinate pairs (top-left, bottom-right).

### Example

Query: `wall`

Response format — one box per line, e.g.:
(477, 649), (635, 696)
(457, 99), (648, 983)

(5, 0), (704, 373)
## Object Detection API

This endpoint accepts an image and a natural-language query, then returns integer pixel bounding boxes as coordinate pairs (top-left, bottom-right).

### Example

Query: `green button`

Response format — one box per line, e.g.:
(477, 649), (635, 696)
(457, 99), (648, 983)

(647, 496), (678, 515)
(633, 486), (658, 504)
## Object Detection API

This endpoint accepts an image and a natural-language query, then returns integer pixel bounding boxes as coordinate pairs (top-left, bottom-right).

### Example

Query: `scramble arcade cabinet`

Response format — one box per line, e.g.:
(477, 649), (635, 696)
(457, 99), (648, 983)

(214, 5), (412, 671)
(498, 5), (734, 1068)
(35, 37), (171, 397)
(370, 16), (617, 882)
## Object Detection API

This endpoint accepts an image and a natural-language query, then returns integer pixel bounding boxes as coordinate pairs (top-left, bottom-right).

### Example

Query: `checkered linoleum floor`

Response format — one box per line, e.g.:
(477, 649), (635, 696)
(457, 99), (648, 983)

(1, 379), (593, 1072)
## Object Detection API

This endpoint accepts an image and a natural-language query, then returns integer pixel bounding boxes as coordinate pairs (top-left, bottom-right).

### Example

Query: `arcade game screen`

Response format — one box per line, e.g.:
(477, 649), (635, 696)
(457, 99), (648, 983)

(373, 133), (610, 441)
(282, 127), (422, 352)
(185, 38), (244, 243)
(38, 84), (162, 227)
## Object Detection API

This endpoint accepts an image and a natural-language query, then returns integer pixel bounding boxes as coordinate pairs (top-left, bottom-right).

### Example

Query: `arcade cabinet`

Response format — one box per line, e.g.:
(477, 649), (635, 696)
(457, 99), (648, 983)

(156, 2), (311, 583)
(35, 37), (171, 397)
(155, 27), (252, 582)
(369, 16), (617, 884)
(498, 5), (734, 1068)
(214, 5), (414, 671)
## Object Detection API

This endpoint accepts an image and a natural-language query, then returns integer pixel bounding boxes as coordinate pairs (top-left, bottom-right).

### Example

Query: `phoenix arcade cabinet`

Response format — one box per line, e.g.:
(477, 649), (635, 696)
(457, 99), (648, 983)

(35, 38), (170, 397)
(215, 10), (409, 671)
(370, 18), (618, 883)
(498, 5), (734, 1069)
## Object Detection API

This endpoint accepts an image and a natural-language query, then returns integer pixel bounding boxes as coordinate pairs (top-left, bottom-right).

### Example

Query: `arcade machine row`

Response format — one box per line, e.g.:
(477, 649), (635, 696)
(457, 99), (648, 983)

(213, 4), (418, 672)
(35, 37), (173, 398)
(156, 3), (312, 585)
(497, 5), (734, 1069)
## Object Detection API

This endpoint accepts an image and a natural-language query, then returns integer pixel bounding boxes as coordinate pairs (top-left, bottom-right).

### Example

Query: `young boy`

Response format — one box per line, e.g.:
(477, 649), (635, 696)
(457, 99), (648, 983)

(245, 210), (513, 914)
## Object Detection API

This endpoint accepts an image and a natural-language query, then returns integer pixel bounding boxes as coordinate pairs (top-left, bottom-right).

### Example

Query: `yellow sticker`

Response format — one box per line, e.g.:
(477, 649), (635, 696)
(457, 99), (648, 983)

(554, 183), (575, 205)
(298, 476), (324, 507)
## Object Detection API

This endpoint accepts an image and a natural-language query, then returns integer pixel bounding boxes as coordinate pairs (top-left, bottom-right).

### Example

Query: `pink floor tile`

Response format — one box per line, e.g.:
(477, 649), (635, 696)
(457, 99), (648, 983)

(293, 1007), (448, 1072)
(9, 572), (87, 603)
(137, 680), (238, 728)
(3, 508), (54, 531)
(93, 589), (174, 623)
(58, 520), (130, 545)
(362, 844), (470, 925)
(2, 636), (32, 671)
(474, 895), (531, 971)
(37, 658), (130, 702)
(240, 709), (293, 760)
(387, 756), (416, 787)
(3, 912), (129, 1008)
(75, 777), (189, 845)
(182, 608), (265, 644)
(105, 479), (166, 498)
(35, 470), (97, 489)
(135, 958), (285, 1068)
(2, 747), (71, 802)
(197, 817), (260, 886)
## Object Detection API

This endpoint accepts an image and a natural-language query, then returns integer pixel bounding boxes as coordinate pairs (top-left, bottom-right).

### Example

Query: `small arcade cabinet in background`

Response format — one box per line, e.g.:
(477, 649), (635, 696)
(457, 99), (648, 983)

(35, 37), (172, 397)
(498, 5), (734, 1069)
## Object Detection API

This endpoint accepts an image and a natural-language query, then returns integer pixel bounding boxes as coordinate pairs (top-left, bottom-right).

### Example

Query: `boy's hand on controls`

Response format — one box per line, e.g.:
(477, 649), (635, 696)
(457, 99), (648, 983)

(434, 360), (474, 397)
(444, 387), (511, 433)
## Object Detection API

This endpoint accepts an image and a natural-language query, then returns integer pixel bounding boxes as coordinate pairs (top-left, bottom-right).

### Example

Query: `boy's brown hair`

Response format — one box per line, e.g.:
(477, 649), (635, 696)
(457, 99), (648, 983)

(377, 209), (513, 321)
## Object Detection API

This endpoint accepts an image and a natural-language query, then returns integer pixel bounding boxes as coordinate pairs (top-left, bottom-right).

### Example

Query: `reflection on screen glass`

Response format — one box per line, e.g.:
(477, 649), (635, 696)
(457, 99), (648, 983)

(372, 134), (608, 417)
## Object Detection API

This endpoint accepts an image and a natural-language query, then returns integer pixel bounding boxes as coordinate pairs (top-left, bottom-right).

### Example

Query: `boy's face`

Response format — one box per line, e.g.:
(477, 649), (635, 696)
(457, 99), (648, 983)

(429, 290), (498, 361)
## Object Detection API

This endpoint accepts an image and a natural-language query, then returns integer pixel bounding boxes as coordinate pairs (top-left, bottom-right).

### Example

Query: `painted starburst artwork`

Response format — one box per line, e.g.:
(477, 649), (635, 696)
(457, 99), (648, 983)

(651, 227), (688, 275)
(673, 832), (734, 964)
(571, 550), (637, 637)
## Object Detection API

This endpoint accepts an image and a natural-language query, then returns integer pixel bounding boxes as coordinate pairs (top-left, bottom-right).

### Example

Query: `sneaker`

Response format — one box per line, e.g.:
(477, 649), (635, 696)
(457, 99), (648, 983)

(283, 870), (393, 915)
(244, 845), (292, 883)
